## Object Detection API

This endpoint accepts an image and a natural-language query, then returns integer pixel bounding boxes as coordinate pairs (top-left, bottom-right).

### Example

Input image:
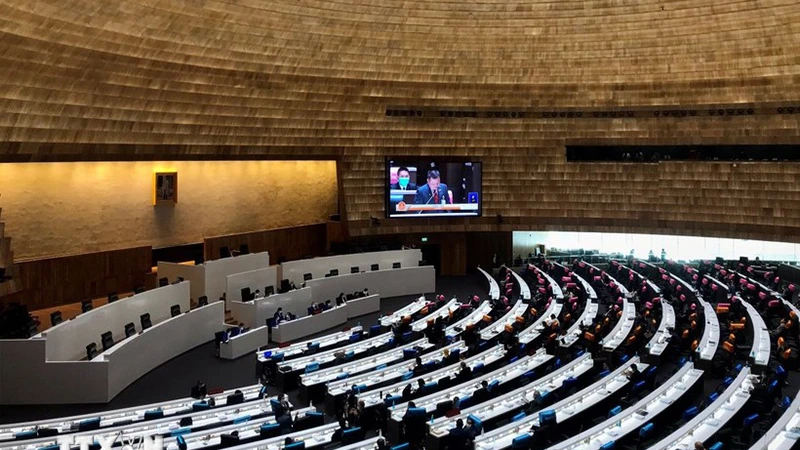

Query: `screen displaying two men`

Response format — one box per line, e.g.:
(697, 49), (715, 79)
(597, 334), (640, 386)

(386, 160), (482, 217)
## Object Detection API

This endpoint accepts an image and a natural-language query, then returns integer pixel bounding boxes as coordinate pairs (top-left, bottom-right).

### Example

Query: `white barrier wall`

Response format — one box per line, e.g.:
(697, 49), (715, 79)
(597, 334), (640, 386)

(220, 326), (269, 360)
(226, 266), (279, 302)
(43, 282), (191, 361)
(280, 249), (422, 286)
(156, 262), (206, 301)
(0, 339), (110, 405)
(345, 294), (381, 318)
(106, 301), (223, 398)
(205, 252), (270, 308)
(272, 305), (349, 343)
(305, 266), (435, 303)
(229, 287), (314, 328)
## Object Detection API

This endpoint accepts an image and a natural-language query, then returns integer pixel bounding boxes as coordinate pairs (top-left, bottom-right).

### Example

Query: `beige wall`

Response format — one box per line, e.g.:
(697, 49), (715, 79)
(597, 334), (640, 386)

(0, 161), (338, 260)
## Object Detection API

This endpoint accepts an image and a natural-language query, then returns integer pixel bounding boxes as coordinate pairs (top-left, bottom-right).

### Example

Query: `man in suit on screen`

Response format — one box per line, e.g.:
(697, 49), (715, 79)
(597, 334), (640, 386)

(390, 166), (417, 191)
(414, 169), (450, 209)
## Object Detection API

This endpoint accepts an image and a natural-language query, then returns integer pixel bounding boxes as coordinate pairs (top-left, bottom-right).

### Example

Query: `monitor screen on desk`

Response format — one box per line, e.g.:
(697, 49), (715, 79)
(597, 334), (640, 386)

(386, 159), (482, 218)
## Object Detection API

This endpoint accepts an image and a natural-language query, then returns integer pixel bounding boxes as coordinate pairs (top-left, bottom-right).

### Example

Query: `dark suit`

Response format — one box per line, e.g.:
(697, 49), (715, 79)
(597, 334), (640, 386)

(448, 427), (472, 450)
(414, 183), (450, 206)
(390, 182), (417, 191)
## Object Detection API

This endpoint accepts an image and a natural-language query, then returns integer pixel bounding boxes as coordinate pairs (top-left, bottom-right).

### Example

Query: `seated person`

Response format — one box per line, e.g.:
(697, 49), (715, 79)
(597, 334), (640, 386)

(391, 166), (417, 191)
(324, 300), (333, 310)
(414, 169), (450, 207)
(191, 380), (207, 399)
(448, 419), (472, 450)
(273, 308), (285, 325)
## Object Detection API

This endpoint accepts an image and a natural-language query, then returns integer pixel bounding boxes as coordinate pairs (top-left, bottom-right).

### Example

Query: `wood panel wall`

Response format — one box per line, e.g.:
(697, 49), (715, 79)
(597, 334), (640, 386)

(2, 247), (152, 310)
(203, 223), (329, 264)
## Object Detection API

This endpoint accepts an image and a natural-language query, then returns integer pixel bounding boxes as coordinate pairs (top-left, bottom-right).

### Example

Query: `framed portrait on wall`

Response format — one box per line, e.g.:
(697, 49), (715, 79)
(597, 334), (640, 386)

(153, 172), (178, 205)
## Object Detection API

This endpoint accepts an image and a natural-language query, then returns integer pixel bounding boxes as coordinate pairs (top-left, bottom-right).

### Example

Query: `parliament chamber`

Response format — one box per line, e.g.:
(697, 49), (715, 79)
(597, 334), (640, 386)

(0, 0), (799, 448)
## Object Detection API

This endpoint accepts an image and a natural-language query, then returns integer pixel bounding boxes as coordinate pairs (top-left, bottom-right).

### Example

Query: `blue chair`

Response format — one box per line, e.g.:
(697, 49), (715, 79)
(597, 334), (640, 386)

(743, 413), (759, 427)
(600, 441), (615, 450)
(354, 384), (368, 393)
(554, 358), (562, 368)
(14, 431), (37, 440)
(260, 423), (281, 437)
(233, 414), (251, 425)
(488, 380), (500, 391)
(345, 350), (355, 360)
(286, 442), (306, 450)
(639, 423), (654, 438)
(370, 324), (382, 336)
(708, 392), (720, 403)
(683, 406), (699, 421)
(305, 362), (320, 373)
(270, 399), (282, 411)
(78, 418), (101, 431)
(308, 343), (320, 353)
(512, 433), (533, 449)
(775, 365), (787, 381)
(631, 380), (645, 394)
(734, 363), (743, 373)
(402, 371), (414, 381)
(459, 395), (472, 408)
(597, 369), (611, 379)
(402, 331), (413, 342)
(722, 376), (733, 387)
(385, 395), (403, 406)
(577, 350), (585, 357)
(176, 437), (187, 450)
(768, 380), (779, 394)
(403, 348), (419, 359)
(38, 446), (60, 450)
(336, 372), (350, 380)
(509, 356), (519, 363)
(191, 401), (210, 411)
(562, 377), (578, 389)
(708, 442), (723, 450)
(478, 342), (488, 351)
(782, 396), (792, 409)
(408, 407), (427, 418)
(262, 350), (273, 358)
(522, 369), (537, 379)
(608, 406), (622, 417)
(450, 349), (461, 359)
(271, 352), (284, 361)
(341, 427), (363, 444)
(349, 334), (361, 343)
(678, 356), (688, 366)
(170, 427), (191, 437)
(391, 444), (410, 450)
(619, 354), (630, 364)
(376, 364), (387, 370)
(474, 363), (485, 373)
(512, 412), (526, 422)
(144, 409), (164, 420)
(468, 414), (483, 432)
(539, 409), (556, 425)
(645, 366), (657, 379)
(306, 411), (324, 418)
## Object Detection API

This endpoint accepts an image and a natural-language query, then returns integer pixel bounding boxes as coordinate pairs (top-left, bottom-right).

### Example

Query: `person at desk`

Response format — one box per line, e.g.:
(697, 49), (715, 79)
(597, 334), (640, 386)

(375, 438), (389, 450)
(472, 380), (489, 404)
(402, 383), (413, 400)
(391, 166), (417, 191)
(465, 416), (480, 439)
(448, 419), (473, 450)
(336, 293), (346, 306)
(191, 380), (207, 399)
(456, 362), (472, 382)
(626, 364), (643, 383)
(414, 169), (450, 210)
(273, 308), (285, 325)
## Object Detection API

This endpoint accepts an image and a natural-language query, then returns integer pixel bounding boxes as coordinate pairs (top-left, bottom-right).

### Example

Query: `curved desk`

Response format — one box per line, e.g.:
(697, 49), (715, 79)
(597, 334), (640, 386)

(446, 300), (493, 339)
(647, 301), (675, 357)
(751, 391), (800, 450)
(480, 300), (527, 341)
(601, 297), (635, 352)
(509, 267), (531, 300)
(479, 267), (501, 300)
(740, 297), (771, 367)
(697, 299), (721, 362)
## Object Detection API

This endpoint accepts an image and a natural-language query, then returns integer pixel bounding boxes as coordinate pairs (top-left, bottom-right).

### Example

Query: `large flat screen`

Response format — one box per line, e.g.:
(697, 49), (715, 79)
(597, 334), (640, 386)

(386, 159), (482, 218)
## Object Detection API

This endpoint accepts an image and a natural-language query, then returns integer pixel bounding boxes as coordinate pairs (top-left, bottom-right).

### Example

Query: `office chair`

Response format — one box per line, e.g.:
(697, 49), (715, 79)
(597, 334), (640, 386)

(265, 286), (274, 296)
(198, 296), (208, 307)
(220, 246), (231, 259)
(280, 279), (290, 292)
(239, 244), (249, 255)
(107, 292), (119, 303)
(124, 322), (136, 338)
(50, 311), (63, 327)
(371, 264), (380, 271)
(86, 343), (98, 360)
(393, 262), (401, 269)
(140, 313), (152, 330)
(330, 269), (339, 276)
(170, 304), (181, 317)
(351, 266), (359, 273)
(241, 287), (252, 301)
(158, 277), (169, 287)
(101, 331), (114, 351)
(81, 300), (93, 313)
(303, 273), (313, 282)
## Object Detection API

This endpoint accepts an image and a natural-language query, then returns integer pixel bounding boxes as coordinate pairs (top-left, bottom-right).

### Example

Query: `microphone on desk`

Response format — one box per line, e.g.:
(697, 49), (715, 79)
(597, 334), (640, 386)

(417, 193), (436, 214)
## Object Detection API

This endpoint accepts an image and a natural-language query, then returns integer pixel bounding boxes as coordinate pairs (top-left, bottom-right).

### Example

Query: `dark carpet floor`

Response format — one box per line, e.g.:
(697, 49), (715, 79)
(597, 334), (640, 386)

(0, 275), (486, 424)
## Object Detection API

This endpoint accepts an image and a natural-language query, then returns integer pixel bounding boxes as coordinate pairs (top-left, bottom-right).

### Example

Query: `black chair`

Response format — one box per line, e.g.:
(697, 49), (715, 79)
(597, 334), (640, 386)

(241, 287), (252, 301)
(134, 286), (145, 294)
(86, 343), (98, 360)
(393, 262), (401, 269)
(50, 311), (63, 327)
(170, 304), (181, 317)
(81, 300), (93, 313)
(179, 417), (193, 427)
(351, 266), (359, 274)
(280, 279), (291, 292)
(239, 244), (250, 255)
(159, 277), (169, 287)
(371, 264), (380, 271)
(303, 273), (313, 282)
(265, 286), (274, 296)
(101, 331), (114, 351)
(220, 246), (231, 259)
(330, 269), (339, 276)
(124, 322), (136, 338)
(226, 391), (245, 405)
(107, 292), (119, 303)
(198, 296), (208, 307)
(141, 313), (152, 330)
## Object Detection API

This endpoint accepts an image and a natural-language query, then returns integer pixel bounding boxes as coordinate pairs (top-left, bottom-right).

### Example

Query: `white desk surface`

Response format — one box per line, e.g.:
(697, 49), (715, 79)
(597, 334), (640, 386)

(605, 272), (629, 296)
(381, 297), (428, 327)
(389, 350), (553, 422)
(0, 384), (271, 441)
(705, 274), (730, 292)
(697, 299), (720, 361)
(277, 331), (394, 371)
(480, 300), (528, 341)
(539, 269), (565, 300)
(479, 267), (501, 300)
(741, 298), (771, 366)
(429, 353), (594, 437)
(272, 304), (348, 343)
(412, 299), (459, 332)
(326, 341), (468, 397)
(300, 338), (432, 387)
(225, 437), (381, 450)
(257, 327), (362, 362)
(669, 273), (697, 297)
(221, 326), (268, 360)
(216, 422), (340, 450)
(446, 301), (492, 338)
(519, 301), (563, 345)
(575, 273), (598, 300)
(509, 268), (532, 300)
(561, 300), (599, 348)
(649, 368), (753, 450)
(601, 297), (635, 351)
(357, 345), (507, 408)
(476, 357), (646, 450)
(548, 363), (703, 450)
(647, 302), (675, 356)
(751, 391), (800, 450)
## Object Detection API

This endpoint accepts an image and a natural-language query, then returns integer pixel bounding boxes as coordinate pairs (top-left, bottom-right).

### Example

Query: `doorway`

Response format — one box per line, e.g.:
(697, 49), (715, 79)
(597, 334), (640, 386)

(421, 244), (442, 275)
